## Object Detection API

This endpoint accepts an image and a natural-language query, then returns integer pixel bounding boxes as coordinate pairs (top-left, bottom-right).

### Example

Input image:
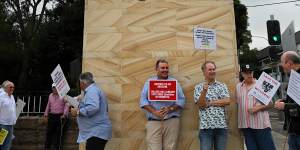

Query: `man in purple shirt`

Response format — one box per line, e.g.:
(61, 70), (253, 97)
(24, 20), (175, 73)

(44, 83), (69, 150)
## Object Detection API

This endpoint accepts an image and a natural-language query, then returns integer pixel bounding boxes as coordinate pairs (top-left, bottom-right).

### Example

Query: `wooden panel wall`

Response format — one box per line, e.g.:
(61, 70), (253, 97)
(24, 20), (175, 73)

(83, 0), (243, 149)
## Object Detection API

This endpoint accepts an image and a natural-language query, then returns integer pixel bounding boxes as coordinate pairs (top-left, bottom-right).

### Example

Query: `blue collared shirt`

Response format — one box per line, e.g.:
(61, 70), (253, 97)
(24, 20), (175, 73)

(140, 76), (185, 120)
(77, 83), (112, 143)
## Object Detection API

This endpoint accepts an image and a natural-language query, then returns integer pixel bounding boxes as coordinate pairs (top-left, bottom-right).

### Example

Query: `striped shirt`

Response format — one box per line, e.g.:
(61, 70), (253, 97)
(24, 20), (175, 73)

(236, 81), (271, 129)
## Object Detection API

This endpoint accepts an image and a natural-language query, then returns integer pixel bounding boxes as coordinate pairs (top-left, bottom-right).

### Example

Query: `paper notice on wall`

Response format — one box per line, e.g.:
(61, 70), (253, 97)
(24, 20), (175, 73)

(287, 70), (300, 105)
(16, 99), (26, 119)
(193, 27), (216, 50)
(248, 72), (281, 105)
(51, 64), (70, 98)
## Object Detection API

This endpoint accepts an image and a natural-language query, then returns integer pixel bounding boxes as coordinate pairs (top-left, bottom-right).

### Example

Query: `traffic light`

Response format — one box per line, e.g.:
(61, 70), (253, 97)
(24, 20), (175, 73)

(267, 20), (281, 45)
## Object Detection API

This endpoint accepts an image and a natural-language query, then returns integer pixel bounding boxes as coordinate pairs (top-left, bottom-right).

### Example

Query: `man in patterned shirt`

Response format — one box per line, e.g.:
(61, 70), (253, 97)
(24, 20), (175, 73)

(194, 61), (230, 150)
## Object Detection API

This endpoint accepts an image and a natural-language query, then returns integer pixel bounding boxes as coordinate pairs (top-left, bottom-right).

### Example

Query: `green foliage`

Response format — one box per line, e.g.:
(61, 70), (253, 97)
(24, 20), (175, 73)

(0, 0), (84, 93)
(0, 2), (21, 82)
(234, 0), (255, 65)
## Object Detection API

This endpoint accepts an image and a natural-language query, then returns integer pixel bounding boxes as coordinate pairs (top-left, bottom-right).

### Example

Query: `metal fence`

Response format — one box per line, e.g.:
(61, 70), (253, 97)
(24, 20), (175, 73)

(16, 95), (48, 117)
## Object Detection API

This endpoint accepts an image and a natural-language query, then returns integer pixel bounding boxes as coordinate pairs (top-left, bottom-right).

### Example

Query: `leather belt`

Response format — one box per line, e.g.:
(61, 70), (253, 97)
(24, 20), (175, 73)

(148, 116), (178, 121)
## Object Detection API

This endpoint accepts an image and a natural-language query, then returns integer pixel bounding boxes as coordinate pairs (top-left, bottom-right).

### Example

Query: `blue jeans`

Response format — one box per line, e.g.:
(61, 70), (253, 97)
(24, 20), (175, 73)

(241, 128), (276, 150)
(0, 124), (13, 150)
(288, 133), (300, 150)
(199, 128), (228, 150)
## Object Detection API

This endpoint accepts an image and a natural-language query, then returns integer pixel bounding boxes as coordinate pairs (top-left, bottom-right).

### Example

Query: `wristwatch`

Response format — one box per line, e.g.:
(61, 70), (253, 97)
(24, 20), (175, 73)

(169, 106), (175, 111)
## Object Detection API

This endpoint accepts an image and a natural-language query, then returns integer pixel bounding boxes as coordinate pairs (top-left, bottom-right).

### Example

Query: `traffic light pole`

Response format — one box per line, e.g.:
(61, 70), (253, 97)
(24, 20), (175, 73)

(270, 15), (274, 20)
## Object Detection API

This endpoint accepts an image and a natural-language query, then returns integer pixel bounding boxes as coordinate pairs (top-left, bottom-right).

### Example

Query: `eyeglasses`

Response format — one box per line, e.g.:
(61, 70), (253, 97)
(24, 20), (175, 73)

(9, 86), (15, 89)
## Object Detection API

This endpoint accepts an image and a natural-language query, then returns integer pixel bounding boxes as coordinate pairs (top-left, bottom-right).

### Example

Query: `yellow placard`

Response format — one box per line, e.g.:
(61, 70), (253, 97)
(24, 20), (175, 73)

(0, 128), (8, 145)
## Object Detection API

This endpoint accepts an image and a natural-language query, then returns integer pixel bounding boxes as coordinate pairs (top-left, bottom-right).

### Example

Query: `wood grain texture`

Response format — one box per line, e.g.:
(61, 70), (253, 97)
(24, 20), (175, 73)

(83, 0), (242, 149)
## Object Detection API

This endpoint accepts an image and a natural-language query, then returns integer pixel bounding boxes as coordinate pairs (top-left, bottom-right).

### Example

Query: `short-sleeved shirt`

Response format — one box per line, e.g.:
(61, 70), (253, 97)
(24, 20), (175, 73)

(236, 81), (271, 129)
(140, 76), (185, 120)
(194, 81), (230, 129)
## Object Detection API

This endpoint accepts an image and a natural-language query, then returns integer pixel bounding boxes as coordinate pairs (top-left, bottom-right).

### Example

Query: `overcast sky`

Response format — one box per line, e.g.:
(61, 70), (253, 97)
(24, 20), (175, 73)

(240, 0), (300, 50)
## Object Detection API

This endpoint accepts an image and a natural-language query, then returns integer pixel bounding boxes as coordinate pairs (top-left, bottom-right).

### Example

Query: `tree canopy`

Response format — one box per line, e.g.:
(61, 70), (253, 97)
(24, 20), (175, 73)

(0, 0), (84, 94)
(234, 0), (257, 70)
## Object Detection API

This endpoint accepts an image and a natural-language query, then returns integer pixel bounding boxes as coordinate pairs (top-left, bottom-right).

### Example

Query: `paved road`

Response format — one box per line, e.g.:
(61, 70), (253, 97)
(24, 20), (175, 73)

(269, 108), (288, 150)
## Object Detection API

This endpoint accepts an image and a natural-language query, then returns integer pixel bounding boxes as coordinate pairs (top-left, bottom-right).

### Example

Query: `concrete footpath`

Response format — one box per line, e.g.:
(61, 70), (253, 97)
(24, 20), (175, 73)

(269, 108), (289, 150)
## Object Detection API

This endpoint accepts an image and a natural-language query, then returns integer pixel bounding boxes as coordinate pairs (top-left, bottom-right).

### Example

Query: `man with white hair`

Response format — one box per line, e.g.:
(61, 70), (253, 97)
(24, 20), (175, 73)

(275, 51), (300, 150)
(0, 80), (16, 150)
(70, 72), (112, 150)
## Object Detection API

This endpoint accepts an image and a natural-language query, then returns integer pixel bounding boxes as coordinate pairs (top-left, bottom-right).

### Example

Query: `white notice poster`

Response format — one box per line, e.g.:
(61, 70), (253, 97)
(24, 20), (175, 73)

(16, 99), (26, 119)
(193, 27), (216, 50)
(51, 64), (70, 98)
(248, 72), (281, 105)
(287, 70), (300, 105)
(65, 95), (79, 108)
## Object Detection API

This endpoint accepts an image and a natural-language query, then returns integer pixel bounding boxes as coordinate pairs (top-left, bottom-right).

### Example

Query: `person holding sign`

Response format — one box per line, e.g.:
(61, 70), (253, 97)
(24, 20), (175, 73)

(0, 81), (16, 150)
(140, 59), (185, 150)
(44, 83), (69, 150)
(70, 72), (112, 150)
(275, 51), (300, 150)
(236, 64), (275, 150)
(194, 61), (230, 150)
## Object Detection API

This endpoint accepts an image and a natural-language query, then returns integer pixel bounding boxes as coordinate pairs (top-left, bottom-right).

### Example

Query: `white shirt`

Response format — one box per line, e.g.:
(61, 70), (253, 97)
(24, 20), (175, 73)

(0, 92), (17, 125)
(0, 88), (4, 95)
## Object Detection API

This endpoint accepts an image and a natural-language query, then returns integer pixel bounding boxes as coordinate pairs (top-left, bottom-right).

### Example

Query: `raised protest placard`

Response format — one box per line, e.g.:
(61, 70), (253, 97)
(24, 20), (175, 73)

(287, 70), (300, 105)
(248, 72), (280, 105)
(51, 64), (70, 98)
(193, 27), (216, 50)
(148, 80), (177, 101)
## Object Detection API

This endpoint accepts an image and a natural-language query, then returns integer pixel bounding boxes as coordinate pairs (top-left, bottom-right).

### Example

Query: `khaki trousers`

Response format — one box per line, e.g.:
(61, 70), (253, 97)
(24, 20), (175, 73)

(146, 117), (180, 150)
(79, 142), (86, 150)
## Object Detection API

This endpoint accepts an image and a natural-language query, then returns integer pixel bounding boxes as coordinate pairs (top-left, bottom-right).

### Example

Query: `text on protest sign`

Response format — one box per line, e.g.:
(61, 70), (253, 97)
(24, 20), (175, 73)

(287, 70), (300, 105)
(193, 27), (216, 50)
(248, 72), (280, 105)
(51, 64), (70, 98)
(148, 80), (177, 101)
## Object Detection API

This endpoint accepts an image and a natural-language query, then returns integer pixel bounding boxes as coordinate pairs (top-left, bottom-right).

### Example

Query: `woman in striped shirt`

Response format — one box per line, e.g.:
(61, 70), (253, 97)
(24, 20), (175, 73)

(236, 64), (276, 150)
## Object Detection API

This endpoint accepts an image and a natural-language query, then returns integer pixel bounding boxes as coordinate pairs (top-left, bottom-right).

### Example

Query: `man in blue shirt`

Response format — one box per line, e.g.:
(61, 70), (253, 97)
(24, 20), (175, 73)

(70, 72), (112, 150)
(140, 59), (185, 150)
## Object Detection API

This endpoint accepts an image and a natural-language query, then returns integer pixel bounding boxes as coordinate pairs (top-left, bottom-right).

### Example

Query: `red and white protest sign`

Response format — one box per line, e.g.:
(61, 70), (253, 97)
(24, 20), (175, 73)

(148, 80), (177, 101)
(248, 72), (280, 105)
(51, 64), (70, 98)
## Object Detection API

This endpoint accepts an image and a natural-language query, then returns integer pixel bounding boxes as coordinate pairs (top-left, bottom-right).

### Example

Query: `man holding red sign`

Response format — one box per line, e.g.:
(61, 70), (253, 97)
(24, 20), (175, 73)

(140, 59), (185, 150)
